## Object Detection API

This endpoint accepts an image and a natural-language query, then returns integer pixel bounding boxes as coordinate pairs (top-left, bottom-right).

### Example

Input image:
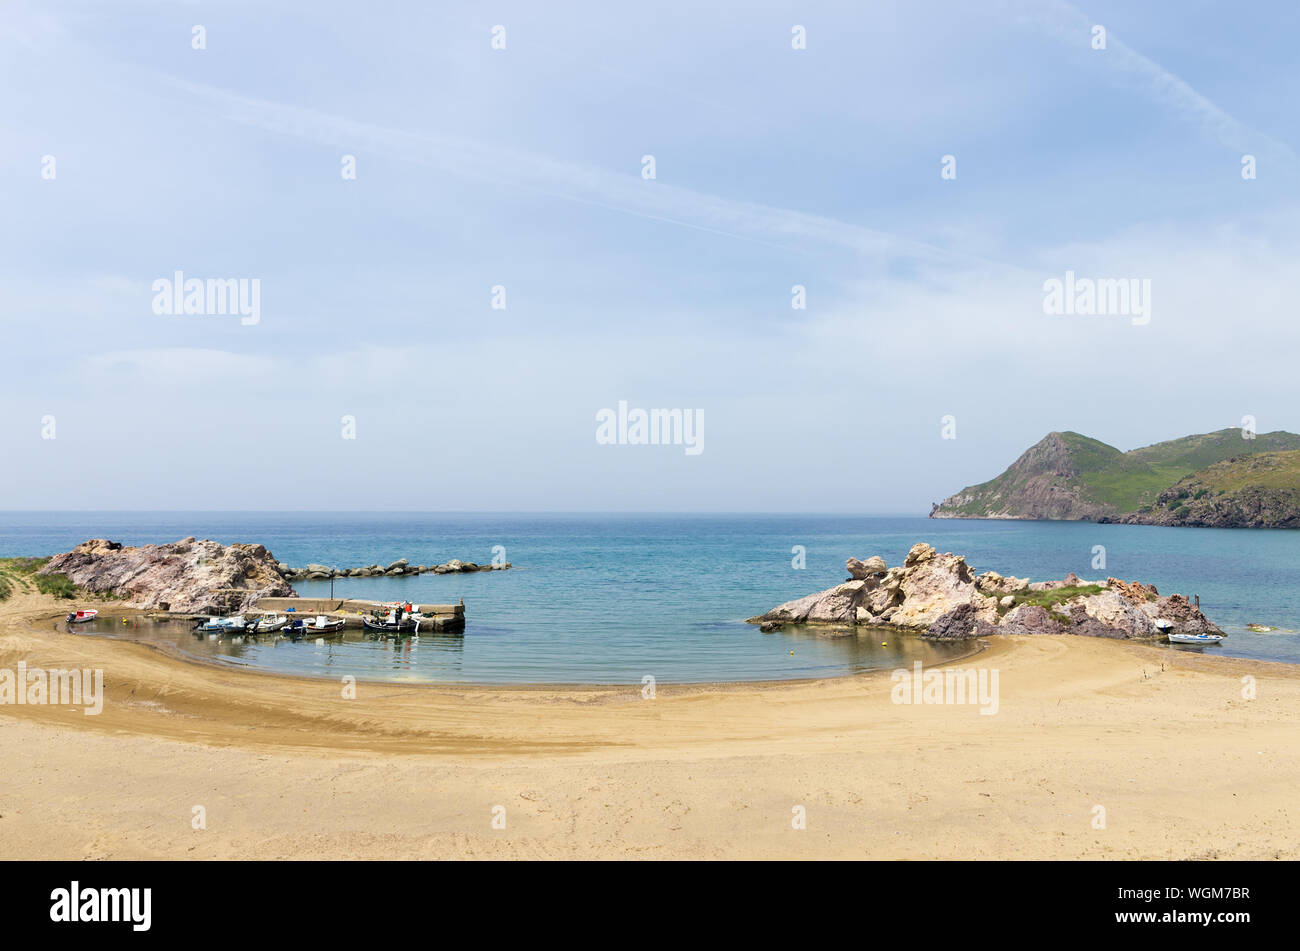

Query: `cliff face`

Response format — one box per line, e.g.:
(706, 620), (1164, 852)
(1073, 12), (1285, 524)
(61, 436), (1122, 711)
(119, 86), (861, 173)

(40, 537), (295, 614)
(932, 429), (1300, 527)
(930, 432), (1119, 521)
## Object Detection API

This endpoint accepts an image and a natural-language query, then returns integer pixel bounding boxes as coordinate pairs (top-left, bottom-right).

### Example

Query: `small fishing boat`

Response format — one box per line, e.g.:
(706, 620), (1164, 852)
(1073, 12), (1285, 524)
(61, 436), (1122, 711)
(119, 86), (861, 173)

(362, 612), (418, 634)
(1168, 632), (1224, 645)
(65, 609), (98, 624)
(252, 614), (287, 633)
(194, 615), (246, 633)
(301, 615), (345, 634)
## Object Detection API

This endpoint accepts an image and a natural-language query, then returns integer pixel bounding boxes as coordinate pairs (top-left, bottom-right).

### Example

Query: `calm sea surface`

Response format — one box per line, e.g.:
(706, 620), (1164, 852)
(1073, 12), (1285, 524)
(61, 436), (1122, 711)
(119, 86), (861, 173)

(2, 513), (1298, 682)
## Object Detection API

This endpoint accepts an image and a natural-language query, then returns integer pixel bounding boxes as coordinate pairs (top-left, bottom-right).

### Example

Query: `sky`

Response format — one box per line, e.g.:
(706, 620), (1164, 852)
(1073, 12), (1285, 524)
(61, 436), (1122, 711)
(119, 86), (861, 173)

(3, 0), (1299, 512)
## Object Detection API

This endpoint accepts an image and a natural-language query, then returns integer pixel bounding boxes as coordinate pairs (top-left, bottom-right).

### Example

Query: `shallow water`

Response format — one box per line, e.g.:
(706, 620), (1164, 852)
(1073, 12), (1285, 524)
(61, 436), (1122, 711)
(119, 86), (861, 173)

(5, 512), (1299, 682)
(66, 615), (967, 685)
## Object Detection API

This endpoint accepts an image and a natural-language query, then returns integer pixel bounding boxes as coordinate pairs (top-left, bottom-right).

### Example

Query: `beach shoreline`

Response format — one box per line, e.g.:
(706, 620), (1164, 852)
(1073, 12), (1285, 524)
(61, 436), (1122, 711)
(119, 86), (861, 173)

(2, 593), (1297, 859)
(37, 605), (996, 693)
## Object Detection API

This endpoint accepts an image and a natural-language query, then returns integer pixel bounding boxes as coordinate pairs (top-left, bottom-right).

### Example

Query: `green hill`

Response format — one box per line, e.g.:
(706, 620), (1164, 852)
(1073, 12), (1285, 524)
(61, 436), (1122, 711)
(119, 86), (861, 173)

(1120, 450), (1300, 528)
(931, 428), (1300, 526)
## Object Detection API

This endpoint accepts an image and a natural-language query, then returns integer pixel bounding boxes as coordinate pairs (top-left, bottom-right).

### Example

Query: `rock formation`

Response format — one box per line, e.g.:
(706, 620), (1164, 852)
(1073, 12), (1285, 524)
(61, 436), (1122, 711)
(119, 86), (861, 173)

(749, 542), (1221, 641)
(846, 556), (887, 579)
(279, 558), (511, 581)
(41, 537), (295, 614)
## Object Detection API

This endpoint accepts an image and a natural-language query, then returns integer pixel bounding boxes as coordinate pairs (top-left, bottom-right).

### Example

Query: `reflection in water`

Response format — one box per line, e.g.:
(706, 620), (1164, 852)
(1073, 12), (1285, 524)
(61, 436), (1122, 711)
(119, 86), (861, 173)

(69, 616), (967, 685)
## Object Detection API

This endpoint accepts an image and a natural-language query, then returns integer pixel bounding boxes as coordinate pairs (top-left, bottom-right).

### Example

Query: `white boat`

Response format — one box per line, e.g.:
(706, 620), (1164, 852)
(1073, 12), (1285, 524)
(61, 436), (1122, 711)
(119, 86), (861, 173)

(65, 609), (98, 624)
(1168, 632), (1224, 645)
(306, 615), (346, 633)
(253, 614), (287, 633)
(195, 615), (246, 632)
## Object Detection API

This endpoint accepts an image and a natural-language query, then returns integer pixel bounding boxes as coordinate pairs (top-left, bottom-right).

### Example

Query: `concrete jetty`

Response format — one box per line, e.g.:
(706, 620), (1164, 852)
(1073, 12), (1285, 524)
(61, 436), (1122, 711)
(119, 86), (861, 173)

(250, 597), (465, 632)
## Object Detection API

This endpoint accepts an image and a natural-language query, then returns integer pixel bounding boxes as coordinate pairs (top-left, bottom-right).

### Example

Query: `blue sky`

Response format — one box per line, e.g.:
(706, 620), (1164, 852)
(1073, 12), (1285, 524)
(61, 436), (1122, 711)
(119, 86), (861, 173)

(3, 0), (1299, 511)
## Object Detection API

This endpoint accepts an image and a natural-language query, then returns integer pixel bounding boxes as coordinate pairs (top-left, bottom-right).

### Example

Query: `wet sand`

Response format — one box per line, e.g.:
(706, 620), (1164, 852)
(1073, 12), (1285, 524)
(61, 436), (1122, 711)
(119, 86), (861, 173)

(1, 593), (1296, 859)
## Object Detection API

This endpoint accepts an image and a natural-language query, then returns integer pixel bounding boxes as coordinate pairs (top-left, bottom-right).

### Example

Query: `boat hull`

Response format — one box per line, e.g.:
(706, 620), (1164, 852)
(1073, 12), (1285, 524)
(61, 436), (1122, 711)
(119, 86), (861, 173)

(1168, 633), (1224, 645)
(362, 617), (418, 634)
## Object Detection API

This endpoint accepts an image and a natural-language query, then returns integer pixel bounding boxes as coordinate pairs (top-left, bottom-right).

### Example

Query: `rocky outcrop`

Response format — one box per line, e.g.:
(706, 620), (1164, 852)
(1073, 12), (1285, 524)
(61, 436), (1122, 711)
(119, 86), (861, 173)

(926, 603), (999, 640)
(846, 556), (887, 580)
(1134, 592), (1220, 635)
(753, 544), (998, 632)
(1063, 589), (1154, 638)
(890, 544), (999, 628)
(976, 571), (1028, 593)
(999, 604), (1066, 636)
(748, 542), (1222, 641)
(41, 537), (294, 614)
(280, 559), (511, 581)
(758, 580), (869, 625)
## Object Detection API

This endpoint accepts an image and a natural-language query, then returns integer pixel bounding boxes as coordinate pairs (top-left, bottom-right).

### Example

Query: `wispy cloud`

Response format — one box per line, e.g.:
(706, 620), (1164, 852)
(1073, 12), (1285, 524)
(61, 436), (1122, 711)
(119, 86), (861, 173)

(1023, 0), (1295, 160)
(154, 73), (1021, 273)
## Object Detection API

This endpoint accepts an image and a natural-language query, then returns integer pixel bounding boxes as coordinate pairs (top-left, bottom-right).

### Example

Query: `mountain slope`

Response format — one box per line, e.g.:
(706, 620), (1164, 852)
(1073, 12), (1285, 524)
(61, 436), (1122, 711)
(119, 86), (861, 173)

(1109, 450), (1300, 528)
(1126, 428), (1300, 470)
(931, 429), (1300, 524)
(929, 432), (1131, 520)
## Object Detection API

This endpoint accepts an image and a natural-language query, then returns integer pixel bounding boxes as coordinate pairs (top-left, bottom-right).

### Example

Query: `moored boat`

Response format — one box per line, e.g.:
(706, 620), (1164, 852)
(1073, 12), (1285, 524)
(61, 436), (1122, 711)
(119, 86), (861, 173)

(252, 614), (287, 633)
(65, 609), (98, 624)
(302, 615), (345, 631)
(362, 611), (418, 634)
(1168, 632), (1224, 645)
(194, 615), (246, 632)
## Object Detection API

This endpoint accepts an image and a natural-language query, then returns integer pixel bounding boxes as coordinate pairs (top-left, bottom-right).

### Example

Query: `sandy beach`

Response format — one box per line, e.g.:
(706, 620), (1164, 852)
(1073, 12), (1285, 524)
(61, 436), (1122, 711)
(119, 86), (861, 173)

(1, 592), (1296, 860)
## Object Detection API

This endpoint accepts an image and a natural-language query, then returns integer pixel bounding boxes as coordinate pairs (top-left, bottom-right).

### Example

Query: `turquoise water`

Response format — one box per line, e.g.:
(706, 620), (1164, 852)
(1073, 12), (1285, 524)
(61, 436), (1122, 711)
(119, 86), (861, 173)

(3, 512), (1298, 682)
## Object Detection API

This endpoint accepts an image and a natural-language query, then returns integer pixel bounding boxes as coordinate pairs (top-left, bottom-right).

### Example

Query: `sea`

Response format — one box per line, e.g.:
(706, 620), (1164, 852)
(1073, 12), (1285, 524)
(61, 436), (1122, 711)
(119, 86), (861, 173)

(2, 512), (1297, 683)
